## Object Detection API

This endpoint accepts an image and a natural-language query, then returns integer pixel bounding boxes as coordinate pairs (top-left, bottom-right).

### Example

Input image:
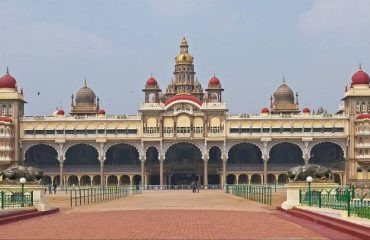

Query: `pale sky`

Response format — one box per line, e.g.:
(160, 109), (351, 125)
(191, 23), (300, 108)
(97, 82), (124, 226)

(0, 0), (369, 115)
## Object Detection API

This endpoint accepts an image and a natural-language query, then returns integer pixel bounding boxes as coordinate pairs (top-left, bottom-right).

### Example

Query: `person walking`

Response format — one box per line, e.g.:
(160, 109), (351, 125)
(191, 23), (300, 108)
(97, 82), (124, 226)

(53, 183), (57, 194)
(196, 180), (200, 193)
(48, 184), (52, 194)
(191, 181), (196, 193)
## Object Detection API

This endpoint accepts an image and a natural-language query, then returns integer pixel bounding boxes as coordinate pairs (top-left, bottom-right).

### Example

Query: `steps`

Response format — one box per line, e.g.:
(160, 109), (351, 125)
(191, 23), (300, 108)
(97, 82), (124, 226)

(0, 207), (59, 225)
(277, 207), (370, 240)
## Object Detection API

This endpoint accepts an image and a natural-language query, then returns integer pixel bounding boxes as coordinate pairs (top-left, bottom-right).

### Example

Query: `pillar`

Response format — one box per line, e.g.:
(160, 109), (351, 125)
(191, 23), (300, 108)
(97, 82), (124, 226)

(100, 159), (105, 186)
(263, 158), (268, 185)
(203, 156), (209, 189)
(129, 175), (133, 186)
(222, 156), (227, 188)
(140, 157), (145, 189)
(235, 174), (239, 185)
(59, 161), (64, 188)
(159, 156), (164, 189)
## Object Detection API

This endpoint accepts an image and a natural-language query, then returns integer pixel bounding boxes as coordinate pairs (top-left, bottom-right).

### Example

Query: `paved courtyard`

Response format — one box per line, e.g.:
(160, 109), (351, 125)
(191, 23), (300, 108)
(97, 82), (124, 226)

(0, 190), (356, 239)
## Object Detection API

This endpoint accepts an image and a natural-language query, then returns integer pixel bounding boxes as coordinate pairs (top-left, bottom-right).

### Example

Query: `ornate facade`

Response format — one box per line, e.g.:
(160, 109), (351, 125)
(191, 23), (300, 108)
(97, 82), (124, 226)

(0, 38), (369, 187)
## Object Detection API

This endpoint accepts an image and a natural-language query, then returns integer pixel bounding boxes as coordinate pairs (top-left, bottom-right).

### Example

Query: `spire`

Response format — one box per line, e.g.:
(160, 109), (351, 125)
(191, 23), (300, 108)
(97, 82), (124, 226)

(359, 62), (362, 70)
(282, 75), (285, 83)
(84, 78), (87, 87)
(180, 36), (189, 53)
(6, 66), (9, 75)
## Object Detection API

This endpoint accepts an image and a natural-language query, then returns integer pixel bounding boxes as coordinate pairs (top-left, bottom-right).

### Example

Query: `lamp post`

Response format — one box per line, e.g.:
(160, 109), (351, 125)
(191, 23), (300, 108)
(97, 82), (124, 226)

(306, 176), (313, 206)
(19, 177), (26, 207)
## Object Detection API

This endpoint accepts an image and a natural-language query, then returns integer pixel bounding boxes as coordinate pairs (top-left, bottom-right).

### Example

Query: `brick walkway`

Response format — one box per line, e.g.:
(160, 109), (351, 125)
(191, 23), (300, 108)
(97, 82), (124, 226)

(0, 190), (356, 239)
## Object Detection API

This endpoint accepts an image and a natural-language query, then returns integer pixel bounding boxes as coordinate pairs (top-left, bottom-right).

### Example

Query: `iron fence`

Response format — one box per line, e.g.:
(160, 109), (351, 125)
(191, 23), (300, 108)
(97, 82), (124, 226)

(70, 186), (141, 207)
(227, 184), (272, 205)
(144, 184), (221, 190)
(0, 190), (33, 209)
(299, 185), (370, 219)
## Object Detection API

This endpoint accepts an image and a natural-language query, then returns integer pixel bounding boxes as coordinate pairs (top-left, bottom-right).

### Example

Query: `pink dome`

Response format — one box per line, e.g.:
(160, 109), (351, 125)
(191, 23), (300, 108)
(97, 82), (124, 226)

(261, 107), (270, 114)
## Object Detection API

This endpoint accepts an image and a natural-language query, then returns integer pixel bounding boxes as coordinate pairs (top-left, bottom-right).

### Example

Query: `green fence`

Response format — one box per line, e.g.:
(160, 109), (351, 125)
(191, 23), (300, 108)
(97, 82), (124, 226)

(227, 184), (272, 205)
(70, 186), (141, 207)
(299, 186), (370, 219)
(0, 190), (33, 209)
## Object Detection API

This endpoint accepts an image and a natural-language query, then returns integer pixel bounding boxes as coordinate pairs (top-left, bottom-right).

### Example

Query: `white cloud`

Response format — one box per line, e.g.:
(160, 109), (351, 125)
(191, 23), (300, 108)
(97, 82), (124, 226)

(298, 0), (370, 42)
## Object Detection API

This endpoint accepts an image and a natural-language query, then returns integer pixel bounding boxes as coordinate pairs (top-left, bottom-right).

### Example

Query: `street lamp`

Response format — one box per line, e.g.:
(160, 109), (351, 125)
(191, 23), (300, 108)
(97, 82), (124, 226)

(19, 177), (26, 207)
(306, 176), (313, 206)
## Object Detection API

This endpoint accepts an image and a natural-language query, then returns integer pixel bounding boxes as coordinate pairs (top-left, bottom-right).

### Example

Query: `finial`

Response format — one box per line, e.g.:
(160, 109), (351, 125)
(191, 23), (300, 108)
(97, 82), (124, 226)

(359, 62), (362, 70)
(84, 78), (87, 86)
(282, 75), (285, 83)
(6, 66), (9, 74)
(150, 72), (153, 78)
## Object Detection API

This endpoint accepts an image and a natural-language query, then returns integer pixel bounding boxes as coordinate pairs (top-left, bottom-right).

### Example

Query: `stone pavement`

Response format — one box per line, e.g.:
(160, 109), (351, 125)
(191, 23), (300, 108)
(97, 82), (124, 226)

(0, 190), (357, 239)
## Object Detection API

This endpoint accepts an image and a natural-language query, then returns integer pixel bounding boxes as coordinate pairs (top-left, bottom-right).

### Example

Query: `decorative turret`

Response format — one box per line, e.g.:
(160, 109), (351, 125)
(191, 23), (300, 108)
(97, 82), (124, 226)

(205, 74), (224, 103)
(143, 75), (161, 103)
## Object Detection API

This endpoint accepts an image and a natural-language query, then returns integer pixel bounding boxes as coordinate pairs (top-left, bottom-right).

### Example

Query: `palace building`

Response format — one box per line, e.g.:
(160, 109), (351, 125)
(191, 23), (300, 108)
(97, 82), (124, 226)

(0, 37), (369, 188)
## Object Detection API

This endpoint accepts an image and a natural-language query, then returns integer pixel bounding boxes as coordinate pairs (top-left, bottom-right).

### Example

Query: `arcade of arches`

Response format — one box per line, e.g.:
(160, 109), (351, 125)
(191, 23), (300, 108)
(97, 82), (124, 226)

(24, 141), (345, 187)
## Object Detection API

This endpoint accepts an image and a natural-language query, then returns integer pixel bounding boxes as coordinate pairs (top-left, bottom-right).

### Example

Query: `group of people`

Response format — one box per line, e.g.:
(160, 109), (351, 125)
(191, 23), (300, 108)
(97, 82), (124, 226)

(190, 180), (200, 193)
(46, 183), (57, 194)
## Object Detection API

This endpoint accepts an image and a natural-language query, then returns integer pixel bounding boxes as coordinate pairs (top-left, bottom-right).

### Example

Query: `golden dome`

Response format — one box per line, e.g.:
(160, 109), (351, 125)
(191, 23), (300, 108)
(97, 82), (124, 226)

(176, 53), (193, 64)
(175, 36), (193, 64)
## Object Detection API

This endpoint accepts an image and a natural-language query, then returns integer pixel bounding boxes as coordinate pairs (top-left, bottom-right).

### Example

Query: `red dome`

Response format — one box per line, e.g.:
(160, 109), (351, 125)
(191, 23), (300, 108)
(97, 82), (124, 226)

(261, 107), (269, 114)
(356, 113), (370, 120)
(57, 109), (65, 115)
(165, 94), (202, 106)
(146, 77), (157, 86)
(302, 107), (310, 113)
(98, 108), (106, 114)
(209, 75), (220, 86)
(351, 69), (370, 86)
(0, 72), (17, 89)
(0, 116), (12, 123)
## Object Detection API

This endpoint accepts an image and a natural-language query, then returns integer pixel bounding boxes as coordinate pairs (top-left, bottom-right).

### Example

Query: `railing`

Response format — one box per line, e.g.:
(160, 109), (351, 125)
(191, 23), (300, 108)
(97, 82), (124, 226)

(69, 186), (141, 207)
(1, 190), (33, 209)
(144, 184), (222, 190)
(299, 186), (370, 219)
(226, 184), (272, 205)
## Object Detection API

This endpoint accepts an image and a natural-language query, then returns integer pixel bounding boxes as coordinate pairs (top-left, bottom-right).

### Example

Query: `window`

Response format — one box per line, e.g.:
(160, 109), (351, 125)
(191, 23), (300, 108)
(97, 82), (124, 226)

(262, 128), (270, 133)
(251, 128), (261, 133)
(293, 128), (302, 133)
(65, 130), (75, 135)
(271, 128), (280, 133)
(193, 127), (203, 134)
(164, 127), (174, 134)
(46, 130), (55, 135)
(117, 129), (127, 134)
(313, 128), (322, 133)
(35, 130), (45, 135)
(333, 128), (344, 133)
(128, 129), (137, 134)
(106, 129), (116, 135)
(56, 130), (64, 135)
(282, 128), (291, 133)
(176, 127), (190, 134)
(230, 128), (239, 134)
(97, 129), (105, 134)
(24, 130), (34, 135)
(76, 130), (85, 135)
(304, 128), (311, 133)
(87, 130), (96, 135)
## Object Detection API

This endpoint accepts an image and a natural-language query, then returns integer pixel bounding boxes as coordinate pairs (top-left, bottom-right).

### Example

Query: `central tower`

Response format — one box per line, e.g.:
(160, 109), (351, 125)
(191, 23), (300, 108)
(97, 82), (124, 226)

(166, 37), (203, 102)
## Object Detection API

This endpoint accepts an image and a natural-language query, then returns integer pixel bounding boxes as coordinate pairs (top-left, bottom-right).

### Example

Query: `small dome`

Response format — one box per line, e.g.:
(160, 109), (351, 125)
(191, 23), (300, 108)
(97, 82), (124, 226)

(0, 68), (17, 89)
(261, 107), (270, 114)
(209, 75), (220, 86)
(302, 107), (310, 113)
(356, 113), (370, 120)
(146, 77), (158, 87)
(273, 82), (294, 104)
(75, 81), (96, 105)
(351, 66), (370, 86)
(0, 116), (12, 123)
(98, 108), (106, 115)
(57, 109), (65, 115)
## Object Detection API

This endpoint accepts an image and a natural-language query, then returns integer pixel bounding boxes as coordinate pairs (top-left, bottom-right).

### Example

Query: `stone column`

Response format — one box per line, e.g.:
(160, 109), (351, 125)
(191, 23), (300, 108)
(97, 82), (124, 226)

(140, 156), (146, 190)
(59, 161), (64, 188)
(236, 174), (239, 185)
(100, 160), (105, 186)
(222, 156), (227, 188)
(159, 155), (164, 189)
(203, 156), (209, 189)
(129, 175), (133, 186)
(263, 156), (268, 185)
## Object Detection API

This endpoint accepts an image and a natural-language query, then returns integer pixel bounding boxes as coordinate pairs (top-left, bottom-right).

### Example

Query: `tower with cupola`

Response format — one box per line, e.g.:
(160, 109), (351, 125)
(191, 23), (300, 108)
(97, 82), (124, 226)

(0, 67), (25, 167)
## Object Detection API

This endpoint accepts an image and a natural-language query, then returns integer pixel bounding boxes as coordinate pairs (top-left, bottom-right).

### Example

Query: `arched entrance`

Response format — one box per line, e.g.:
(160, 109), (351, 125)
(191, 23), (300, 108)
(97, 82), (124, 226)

(80, 175), (91, 186)
(278, 174), (288, 184)
(165, 142), (202, 185)
(68, 175), (79, 186)
(146, 146), (159, 185)
(310, 142), (345, 170)
(226, 174), (236, 184)
(251, 174), (262, 184)
(105, 143), (140, 172)
(269, 143), (304, 170)
(107, 175), (118, 186)
(208, 146), (222, 184)
(238, 174), (248, 184)
(64, 144), (100, 174)
(24, 144), (59, 173)
(228, 143), (263, 171)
